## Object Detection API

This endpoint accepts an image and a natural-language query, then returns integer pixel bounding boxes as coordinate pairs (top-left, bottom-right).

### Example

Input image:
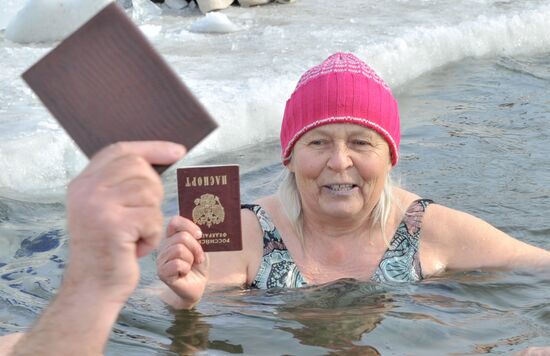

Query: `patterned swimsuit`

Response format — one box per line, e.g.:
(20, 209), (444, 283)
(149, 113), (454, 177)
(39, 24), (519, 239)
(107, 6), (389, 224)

(242, 199), (433, 289)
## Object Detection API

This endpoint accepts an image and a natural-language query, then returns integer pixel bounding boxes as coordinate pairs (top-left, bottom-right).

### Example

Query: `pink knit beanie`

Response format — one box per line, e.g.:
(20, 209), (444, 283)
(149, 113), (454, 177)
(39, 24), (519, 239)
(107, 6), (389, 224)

(280, 52), (400, 166)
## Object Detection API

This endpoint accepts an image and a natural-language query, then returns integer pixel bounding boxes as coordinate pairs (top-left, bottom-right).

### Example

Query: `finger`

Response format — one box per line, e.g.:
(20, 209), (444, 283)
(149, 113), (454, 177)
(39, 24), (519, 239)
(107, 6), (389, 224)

(110, 176), (164, 208)
(68, 155), (163, 211)
(157, 233), (206, 264)
(158, 232), (205, 265)
(88, 141), (186, 173)
(132, 208), (164, 258)
(158, 259), (192, 282)
(157, 234), (194, 262)
(166, 215), (202, 239)
(158, 239), (195, 266)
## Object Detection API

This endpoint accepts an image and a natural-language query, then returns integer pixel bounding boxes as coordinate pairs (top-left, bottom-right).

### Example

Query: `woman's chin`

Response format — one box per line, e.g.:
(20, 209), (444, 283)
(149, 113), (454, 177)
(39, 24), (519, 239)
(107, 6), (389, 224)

(319, 202), (363, 219)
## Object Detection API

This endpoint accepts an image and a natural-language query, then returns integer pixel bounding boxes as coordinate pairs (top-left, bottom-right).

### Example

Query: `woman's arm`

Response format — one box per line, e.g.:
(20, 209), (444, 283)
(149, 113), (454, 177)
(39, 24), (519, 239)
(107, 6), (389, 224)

(157, 207), (263, 309)
(422, 204), (550, 272)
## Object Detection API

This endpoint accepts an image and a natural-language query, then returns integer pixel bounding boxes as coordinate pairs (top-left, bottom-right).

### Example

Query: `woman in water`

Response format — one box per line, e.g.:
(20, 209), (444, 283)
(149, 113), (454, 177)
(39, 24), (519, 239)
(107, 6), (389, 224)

(156, 52), (550, 309)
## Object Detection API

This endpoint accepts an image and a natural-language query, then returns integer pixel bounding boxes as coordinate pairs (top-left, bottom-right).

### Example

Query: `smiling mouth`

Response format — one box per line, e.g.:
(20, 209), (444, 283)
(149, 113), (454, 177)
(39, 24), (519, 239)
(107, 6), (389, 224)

(323, 184), (358, 194)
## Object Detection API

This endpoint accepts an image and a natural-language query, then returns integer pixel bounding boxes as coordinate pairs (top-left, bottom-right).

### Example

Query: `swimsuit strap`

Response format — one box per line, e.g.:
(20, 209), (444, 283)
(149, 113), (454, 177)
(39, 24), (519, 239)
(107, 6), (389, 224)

(372, 199), (434, 283)
(241, 204), (307, 289)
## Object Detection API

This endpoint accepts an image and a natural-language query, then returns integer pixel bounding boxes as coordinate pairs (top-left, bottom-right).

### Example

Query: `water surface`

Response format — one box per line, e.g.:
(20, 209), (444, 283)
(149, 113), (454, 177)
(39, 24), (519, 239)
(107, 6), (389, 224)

(1, 1), (550, 354)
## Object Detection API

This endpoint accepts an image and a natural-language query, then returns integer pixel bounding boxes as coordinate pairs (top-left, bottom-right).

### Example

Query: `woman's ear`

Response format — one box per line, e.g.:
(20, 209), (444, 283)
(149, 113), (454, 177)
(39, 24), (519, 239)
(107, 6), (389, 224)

(286, 152), (295, 173)
(383, 152), (392, 174)
(287, 159), (295, 173)
(387, 146), (394, 172)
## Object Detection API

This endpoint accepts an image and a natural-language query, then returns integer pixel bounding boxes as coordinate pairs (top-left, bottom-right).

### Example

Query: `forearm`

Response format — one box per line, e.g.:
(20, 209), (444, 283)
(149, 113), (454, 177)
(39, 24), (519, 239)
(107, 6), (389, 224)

(512, 244), (550, 270)
(10, 142), (183, 355)
(11, 283), (125, 356)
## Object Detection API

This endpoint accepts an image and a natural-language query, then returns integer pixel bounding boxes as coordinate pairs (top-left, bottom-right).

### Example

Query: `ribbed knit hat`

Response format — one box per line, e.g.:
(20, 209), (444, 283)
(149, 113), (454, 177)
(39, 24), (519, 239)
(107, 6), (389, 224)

(280, 52), (400, 166)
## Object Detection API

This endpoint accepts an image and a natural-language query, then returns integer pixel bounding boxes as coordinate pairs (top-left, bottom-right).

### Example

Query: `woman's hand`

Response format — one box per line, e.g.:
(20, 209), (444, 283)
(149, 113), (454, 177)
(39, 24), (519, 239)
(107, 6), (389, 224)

(156, 216), (208, 309)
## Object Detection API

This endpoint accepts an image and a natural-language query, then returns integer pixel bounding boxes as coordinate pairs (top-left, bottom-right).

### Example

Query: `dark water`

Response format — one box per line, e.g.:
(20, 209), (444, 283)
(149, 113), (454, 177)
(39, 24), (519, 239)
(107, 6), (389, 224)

(1, 54), (550, 355)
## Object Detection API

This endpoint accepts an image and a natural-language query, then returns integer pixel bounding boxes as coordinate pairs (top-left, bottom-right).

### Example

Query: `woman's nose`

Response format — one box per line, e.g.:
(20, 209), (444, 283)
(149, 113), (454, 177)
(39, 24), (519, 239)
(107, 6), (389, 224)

(326, 143), (353, 171)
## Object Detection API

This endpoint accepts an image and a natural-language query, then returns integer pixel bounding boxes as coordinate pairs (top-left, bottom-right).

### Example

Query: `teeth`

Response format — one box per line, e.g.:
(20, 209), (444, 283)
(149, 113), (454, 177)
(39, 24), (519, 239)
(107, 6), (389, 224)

(327, 184), (354, 191)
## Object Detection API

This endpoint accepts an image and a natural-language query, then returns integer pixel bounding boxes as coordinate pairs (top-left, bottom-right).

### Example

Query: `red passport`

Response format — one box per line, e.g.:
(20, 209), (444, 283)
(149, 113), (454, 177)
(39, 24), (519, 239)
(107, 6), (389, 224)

(177, 165), (242, 252)
(21, 2), (217, 174)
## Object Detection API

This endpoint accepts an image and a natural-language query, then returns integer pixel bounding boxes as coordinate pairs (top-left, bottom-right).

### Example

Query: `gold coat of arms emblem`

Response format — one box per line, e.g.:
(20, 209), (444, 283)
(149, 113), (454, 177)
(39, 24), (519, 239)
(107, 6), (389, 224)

(192, 193), (225, 227)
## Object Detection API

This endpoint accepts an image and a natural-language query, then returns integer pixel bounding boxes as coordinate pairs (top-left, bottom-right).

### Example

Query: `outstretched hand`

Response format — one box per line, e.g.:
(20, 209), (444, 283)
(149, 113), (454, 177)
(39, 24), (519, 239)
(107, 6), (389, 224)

(64, 141), (186, 302)
(9, 141), (186, 356)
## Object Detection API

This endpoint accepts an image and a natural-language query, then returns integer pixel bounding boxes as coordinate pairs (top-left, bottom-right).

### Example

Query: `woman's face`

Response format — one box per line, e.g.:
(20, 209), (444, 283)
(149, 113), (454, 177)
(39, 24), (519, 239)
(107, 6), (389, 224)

(288, 123), (392, 221)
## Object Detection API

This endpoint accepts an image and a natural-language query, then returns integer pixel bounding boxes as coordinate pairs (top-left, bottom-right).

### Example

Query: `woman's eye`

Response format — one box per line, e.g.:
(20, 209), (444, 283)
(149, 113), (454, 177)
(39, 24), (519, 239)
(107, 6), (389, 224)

(352, 139), (370, 146)
(309, 139), (326, 146)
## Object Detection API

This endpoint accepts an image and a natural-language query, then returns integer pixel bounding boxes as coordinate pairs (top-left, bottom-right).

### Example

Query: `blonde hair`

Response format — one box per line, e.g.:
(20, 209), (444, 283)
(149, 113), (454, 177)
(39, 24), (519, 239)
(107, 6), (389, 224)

(276, 169), (396, 246)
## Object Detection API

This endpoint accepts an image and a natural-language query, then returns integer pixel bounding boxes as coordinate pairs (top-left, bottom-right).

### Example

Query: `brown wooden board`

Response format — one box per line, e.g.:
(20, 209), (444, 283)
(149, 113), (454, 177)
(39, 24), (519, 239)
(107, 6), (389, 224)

(177, 165), (242, 252)
(22, 2), (217, 174)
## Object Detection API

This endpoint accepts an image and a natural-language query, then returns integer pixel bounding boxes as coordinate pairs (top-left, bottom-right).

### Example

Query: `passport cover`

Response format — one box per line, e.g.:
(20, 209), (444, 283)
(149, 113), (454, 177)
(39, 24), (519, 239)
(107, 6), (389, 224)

(22, 2), (217, 174)
(177, 165), (242, 252)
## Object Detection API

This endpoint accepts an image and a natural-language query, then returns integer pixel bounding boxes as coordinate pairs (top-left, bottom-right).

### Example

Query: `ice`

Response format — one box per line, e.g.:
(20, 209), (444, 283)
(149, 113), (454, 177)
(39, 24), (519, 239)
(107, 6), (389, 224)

(132, 0), (162, 23)
(0, 0), (28, 30)
(190, 12), (241, 33)
(165, 0), (189, 10)
(5, 0), (112, 43)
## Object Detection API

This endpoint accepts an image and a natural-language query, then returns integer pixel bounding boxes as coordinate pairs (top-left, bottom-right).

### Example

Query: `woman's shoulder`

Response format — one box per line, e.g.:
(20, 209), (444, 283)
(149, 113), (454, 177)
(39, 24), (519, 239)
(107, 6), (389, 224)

(392, 189), (460, 274)
(407, 194), (484, 255)
(392, 188), (444, 229)
(241, 195), (282, 232)
(392, 187), (421, 209)
(243, 195), (297, 240)
(241, 195), (281, 218)
(254, 195), (279, 209)
(391, 187), (455, 239)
